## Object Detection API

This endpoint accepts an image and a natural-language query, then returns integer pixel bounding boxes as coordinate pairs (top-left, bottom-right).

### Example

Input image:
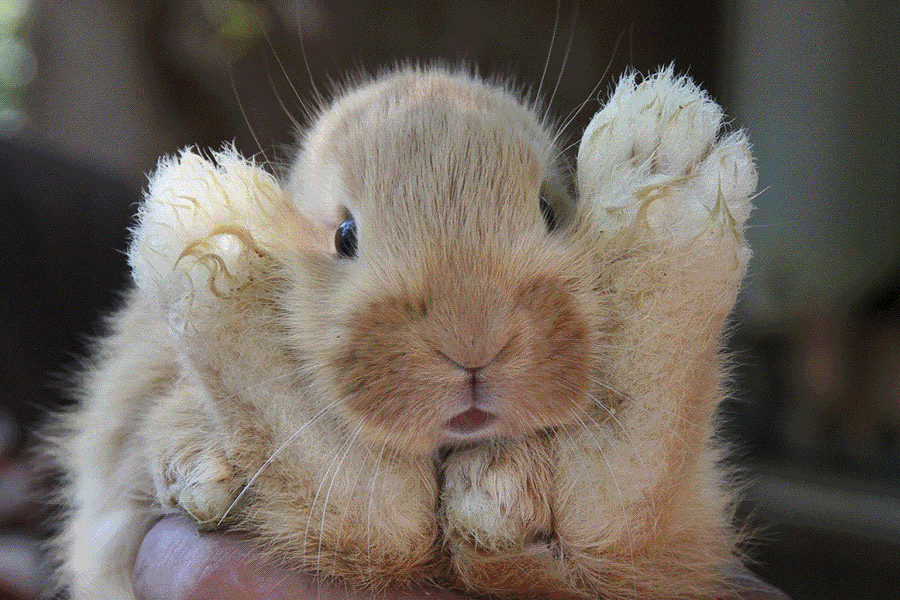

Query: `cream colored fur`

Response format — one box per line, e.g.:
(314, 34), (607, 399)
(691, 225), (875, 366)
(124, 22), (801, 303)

(53, 66), (756, 599)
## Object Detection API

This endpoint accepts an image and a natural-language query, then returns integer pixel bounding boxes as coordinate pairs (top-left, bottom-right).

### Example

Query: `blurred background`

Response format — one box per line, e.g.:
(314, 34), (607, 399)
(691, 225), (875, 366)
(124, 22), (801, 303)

(0, 1), (898, 599)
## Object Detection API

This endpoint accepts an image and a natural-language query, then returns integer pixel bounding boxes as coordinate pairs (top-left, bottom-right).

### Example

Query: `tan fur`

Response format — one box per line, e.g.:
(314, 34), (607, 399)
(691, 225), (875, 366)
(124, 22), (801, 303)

(52, 66), (756, 599)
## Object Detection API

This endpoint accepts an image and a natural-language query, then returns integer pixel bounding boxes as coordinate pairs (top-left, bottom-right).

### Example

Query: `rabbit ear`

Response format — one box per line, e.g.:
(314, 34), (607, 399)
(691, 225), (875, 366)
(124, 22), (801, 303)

(128, 147), (294, 327)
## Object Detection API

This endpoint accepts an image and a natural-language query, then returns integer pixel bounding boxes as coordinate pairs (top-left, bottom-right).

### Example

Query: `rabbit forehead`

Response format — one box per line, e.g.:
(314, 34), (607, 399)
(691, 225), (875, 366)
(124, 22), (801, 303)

(331, 67), (553, 152)
(355, 123), (544, 235)
(332, 80), (554, 248)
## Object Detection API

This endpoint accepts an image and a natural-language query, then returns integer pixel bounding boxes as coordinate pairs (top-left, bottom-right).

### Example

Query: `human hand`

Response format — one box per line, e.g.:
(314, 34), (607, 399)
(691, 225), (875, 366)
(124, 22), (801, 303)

(0, 411), (44, 600)
(724, 564), (792, 600)
(133, 515), (790, 600)
(133, 515), (468, 600)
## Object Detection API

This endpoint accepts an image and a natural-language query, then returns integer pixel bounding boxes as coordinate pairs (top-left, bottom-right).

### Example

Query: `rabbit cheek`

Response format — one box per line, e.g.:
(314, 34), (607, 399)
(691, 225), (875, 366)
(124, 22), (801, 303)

(504, 275), (593, 427)
(327, 298), (449, 454)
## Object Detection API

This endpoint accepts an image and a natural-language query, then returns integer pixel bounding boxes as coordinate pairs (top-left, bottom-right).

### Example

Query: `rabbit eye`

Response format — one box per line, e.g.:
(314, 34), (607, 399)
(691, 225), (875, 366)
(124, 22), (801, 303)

(335, 217), (358, 258)
(539, 196), (558, 232)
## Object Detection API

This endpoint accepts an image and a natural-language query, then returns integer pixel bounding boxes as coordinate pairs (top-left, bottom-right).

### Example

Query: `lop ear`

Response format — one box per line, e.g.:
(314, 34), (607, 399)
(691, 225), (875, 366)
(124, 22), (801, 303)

(128, 147), (326, 328)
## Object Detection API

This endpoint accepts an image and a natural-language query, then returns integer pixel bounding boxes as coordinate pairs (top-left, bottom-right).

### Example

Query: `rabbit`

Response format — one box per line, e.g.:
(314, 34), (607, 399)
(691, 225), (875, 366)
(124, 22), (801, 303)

(50, 64), (756, 600)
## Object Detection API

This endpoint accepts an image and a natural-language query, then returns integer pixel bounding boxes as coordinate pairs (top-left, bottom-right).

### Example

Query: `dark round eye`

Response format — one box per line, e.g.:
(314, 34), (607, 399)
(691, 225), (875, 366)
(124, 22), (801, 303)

(335, 217), (358, 258)
(539, 196), (558, 232)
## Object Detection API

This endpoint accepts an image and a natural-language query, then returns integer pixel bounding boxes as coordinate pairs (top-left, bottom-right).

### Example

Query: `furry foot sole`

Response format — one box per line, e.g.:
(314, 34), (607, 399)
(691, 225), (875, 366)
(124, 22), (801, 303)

(577, 67), (756, 242)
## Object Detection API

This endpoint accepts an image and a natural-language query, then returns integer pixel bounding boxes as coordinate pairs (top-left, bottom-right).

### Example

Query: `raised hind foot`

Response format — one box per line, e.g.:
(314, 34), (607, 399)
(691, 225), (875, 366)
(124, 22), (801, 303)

(578, 66), (756, 247)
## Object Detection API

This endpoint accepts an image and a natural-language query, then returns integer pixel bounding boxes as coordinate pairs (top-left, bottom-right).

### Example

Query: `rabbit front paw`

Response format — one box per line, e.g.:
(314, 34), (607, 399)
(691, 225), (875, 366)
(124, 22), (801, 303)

(441, 438), (554, 550)
(154, 444), (243, 530)
(577, 67), (756, 243)
(441, 438), (572, 597)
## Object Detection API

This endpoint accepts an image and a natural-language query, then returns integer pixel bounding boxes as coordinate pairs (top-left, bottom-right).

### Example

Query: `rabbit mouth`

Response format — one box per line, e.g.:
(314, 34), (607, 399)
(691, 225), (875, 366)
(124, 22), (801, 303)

(444, 407), (497, 436)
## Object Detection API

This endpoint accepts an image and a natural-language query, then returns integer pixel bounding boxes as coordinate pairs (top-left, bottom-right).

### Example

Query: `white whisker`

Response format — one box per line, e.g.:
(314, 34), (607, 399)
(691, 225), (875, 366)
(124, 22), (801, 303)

(535, 0), (562, 103)
(228, 64), (269, 165)
(315, 417), (369, 578)
(546, 0), (580, 113)
(217, 398), (342, 527)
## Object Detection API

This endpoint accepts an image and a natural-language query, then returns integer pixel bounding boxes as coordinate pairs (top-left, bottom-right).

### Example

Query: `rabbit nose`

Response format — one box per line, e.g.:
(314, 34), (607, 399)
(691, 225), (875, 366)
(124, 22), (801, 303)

(435, 338), (514, 380)
(436, 350), (490, 373)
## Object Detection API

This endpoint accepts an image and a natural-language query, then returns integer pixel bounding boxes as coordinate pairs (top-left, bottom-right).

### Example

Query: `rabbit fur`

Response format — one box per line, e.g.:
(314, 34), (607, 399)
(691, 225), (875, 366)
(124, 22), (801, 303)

(51, 65), (756, 600)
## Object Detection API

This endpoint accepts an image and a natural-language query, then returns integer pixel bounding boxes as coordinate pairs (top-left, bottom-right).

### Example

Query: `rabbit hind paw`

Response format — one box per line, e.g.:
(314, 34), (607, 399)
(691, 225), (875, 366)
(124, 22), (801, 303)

(577, 67), (756, 243)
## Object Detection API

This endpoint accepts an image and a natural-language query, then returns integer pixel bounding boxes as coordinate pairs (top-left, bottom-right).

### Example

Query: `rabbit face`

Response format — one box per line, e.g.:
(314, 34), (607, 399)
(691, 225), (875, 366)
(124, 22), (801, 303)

(282, 69), (608, 455)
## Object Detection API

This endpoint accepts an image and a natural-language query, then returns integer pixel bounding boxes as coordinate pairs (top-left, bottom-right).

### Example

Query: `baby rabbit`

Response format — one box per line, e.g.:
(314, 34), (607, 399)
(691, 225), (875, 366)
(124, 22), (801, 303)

(52, 65), (756, 600)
